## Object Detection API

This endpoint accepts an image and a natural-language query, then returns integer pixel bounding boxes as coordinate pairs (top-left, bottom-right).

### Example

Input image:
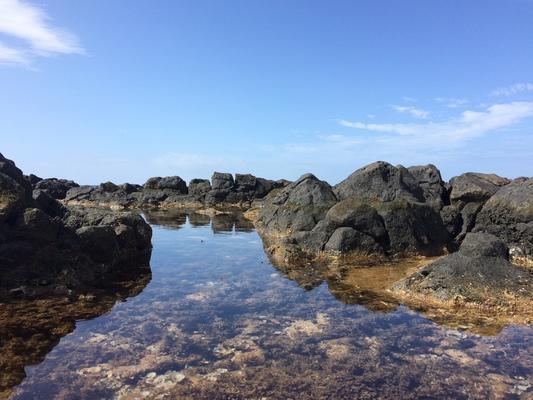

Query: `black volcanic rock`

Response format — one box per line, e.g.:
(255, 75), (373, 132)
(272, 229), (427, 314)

(257, 173), (338, 233)
(189, 179), (211, 197)
(25, 173), (42, 185)
(473, 178), (533, 265)
(449, 172), (510, 206)
(393, 233), (532, 302)
(334, 161), (424, 203)
(0, 154), (152, 297)
(144, 176), (188, 193)
(407, 164), (448, 210)
(257, 162), (449, 259)
(34, 178), (79, 200)
(441, 172), (511, 244)
(211, 172), (234, 190)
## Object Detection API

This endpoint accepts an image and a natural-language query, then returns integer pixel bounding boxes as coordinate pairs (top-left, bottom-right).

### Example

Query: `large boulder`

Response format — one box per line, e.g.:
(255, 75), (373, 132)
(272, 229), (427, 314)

(449, 172), (510, 206)
(211, 172), (234, 190)
(256, 173), (338, 234)
(189, 179), (211, 197)
(143, 176), (188, 193)
(34, 178), (79, 200)
(205, 172), (282, 207)
(407, 164), (447, 210)
(473, 178), (533, 265)
(393, 233), (532, 302)
(334, 161), (424, 203)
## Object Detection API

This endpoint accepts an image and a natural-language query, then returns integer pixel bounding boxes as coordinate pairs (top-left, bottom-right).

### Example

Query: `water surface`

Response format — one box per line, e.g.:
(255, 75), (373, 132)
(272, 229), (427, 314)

(6, 210), (533, 399)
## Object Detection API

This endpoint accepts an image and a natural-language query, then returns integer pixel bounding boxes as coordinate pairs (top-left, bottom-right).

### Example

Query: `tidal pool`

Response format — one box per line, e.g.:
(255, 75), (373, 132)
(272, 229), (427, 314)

(4, 210), (533, 399)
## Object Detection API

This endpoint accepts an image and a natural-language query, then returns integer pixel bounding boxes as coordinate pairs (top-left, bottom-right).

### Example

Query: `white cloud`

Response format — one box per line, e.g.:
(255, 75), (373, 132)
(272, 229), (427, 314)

(0, 0), (83, 66)
(392, 105), (429, 119)
(0, 41), (28, 65)
(491, 83), (533, 97)
(339, 101), (533, 143)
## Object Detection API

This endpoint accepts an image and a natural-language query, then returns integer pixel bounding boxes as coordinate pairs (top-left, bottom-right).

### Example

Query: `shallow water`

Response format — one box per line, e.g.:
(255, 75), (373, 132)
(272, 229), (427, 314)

(4, 210), (533, 399)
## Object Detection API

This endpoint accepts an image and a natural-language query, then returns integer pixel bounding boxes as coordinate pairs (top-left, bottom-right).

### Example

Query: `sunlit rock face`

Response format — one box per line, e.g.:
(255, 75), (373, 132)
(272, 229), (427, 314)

(394, 232), (533, 303)
(0, 153), (152, 298)
(254, 163), (450, 262)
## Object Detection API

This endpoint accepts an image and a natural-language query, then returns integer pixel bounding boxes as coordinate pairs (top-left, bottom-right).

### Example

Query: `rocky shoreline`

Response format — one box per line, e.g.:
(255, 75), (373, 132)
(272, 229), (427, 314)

(1, 153), (532, 310)
(0, 154), (152, 298)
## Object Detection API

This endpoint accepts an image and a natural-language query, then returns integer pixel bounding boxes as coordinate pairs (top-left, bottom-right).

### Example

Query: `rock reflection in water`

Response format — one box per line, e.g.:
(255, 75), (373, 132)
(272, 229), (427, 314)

(6, 211), (533, 399)
(143, 209), (254, 234)
(0, 272), (151, 400)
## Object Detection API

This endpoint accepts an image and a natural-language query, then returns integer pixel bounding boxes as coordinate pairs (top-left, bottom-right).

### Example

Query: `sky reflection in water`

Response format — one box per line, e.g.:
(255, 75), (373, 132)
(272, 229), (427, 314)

(8, 211), (533, 399)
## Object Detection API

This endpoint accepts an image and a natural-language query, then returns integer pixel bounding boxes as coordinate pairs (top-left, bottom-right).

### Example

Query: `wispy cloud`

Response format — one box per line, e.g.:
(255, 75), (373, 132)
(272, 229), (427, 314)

(434, 97), (469, 108)
(491, 83), (533, 97)
(392, 105), (429, 119)
(0, 0), (84, 66)
(339, 101), (533, 143)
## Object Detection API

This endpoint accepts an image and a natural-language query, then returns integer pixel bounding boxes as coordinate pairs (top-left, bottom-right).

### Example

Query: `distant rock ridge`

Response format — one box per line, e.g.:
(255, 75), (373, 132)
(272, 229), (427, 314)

(59, 171), (290, 210)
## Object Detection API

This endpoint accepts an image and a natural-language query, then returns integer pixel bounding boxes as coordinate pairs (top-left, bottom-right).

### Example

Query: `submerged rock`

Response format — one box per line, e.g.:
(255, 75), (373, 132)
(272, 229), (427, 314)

(393, 232), (532, 302)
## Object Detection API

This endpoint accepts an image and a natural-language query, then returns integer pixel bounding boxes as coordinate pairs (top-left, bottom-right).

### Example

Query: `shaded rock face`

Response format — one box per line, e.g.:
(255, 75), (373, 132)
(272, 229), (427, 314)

(474, 178), (533, 265)
(188, 179), (211, 197)
(393, 233), (532, 302)
(407, 164), (448, 210)
(442, 172), (511, 246)
(34, 178), (79, 200)
(0, 153), (152, 298)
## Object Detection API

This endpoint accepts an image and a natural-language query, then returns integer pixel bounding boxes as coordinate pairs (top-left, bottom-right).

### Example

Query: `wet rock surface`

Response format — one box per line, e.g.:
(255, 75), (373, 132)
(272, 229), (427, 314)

(0, 154), (152, 298)
(394, 233), (533, 302)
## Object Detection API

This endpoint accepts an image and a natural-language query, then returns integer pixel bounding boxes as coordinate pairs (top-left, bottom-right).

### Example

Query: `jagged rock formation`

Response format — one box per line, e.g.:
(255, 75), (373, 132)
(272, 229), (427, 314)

(0, 153), (152, 298)
(393, 232), (532, 302)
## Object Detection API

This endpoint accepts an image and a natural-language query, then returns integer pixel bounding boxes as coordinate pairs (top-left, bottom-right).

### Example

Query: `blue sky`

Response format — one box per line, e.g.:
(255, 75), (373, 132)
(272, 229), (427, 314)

(1, 0), (532, 185)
